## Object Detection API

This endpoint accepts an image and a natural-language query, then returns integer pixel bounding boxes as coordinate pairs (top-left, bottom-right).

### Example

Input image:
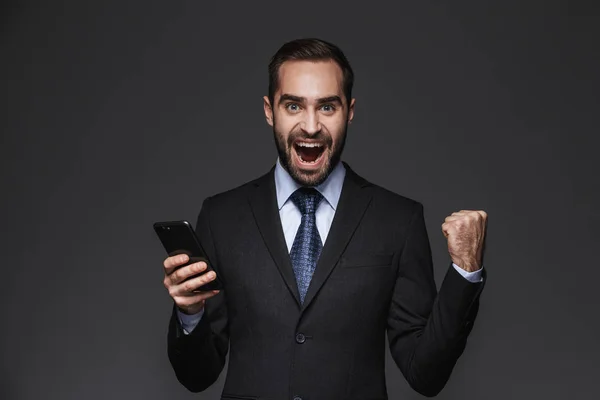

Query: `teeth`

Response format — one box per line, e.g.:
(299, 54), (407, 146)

(296, 142), (323, 148)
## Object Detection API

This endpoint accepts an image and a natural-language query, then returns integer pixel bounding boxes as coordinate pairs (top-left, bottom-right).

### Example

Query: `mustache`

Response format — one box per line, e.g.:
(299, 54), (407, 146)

(286, 130), (333, 148)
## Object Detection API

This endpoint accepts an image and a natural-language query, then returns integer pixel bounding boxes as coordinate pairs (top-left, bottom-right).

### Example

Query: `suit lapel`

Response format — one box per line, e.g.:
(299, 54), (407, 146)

(248, 162), (374, 311)
(302, 162), (373, 310)
(248, 167), (302, 307)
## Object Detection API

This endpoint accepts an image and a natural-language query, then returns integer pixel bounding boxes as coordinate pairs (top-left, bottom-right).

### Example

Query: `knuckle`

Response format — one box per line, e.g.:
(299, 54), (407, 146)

(172, 269), (182, 282)
(183, 280), (194, 293)
(189, 262), (198, 272)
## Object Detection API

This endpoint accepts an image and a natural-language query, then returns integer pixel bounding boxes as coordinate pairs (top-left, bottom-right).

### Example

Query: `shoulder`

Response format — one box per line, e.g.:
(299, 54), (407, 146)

(346, 163), (422, 214)
(368, 180), (420, 207)
(201, 168), (272, 212)
(344, 164), (427, 240)
(366, 183), (424, 227)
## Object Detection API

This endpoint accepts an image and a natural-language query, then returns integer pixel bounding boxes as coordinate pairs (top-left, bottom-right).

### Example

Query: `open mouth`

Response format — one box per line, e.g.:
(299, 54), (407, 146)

(293, 141), (326, 165)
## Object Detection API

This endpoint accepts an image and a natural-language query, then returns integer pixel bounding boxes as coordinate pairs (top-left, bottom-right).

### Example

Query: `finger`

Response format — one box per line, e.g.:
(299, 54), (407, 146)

(175, 290), (220, 307)
(168, 261), (208, 286)
(174, 270), (217, 295)
(453, 210), (480, 216)
(441, 222), (453, 238)
(476, 210), (488, 220)
(450, 210), (484, 220)
(444, 215), (462, 222)
(163, 254), (189, 274)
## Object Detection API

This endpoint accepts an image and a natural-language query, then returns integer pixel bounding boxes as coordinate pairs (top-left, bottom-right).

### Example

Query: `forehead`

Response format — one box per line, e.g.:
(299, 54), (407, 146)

(276, 60), (344, 99)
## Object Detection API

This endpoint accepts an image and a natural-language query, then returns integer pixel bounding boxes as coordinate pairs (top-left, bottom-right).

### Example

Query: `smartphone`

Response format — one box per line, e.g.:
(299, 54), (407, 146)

(153, 220), (223, 291)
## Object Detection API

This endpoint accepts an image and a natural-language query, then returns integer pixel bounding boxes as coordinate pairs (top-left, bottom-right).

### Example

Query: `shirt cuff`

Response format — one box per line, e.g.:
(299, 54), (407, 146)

(177, 308), (204, 335)
(452, 263), (483, 283)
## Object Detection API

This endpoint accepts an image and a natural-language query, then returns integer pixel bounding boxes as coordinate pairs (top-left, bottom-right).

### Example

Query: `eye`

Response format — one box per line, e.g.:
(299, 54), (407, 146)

(320, 104), (336, 113)
(285, 103), (301, 113)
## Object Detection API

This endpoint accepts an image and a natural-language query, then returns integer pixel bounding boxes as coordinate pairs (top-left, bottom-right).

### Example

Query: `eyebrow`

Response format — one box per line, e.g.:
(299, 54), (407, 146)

(278, 94), (343, 106)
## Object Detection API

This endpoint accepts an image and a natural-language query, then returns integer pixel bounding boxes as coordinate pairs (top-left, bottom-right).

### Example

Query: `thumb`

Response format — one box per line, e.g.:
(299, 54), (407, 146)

(441, 222), (451, 238)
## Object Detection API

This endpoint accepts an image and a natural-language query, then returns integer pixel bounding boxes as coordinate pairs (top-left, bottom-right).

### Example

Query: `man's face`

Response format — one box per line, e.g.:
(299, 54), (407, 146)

(263, 60), (355, 186)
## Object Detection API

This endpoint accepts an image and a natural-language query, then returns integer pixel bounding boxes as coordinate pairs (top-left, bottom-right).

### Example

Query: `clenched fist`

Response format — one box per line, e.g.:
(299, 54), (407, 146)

(441, 210), (488, 272)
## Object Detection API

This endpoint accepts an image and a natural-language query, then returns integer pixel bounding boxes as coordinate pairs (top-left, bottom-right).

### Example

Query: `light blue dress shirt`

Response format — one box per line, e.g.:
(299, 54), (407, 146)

(178, 159), (483, 334)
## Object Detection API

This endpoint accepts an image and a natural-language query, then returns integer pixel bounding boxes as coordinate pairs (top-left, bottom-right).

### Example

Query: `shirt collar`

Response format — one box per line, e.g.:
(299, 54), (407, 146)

(274, 157), (346, 211)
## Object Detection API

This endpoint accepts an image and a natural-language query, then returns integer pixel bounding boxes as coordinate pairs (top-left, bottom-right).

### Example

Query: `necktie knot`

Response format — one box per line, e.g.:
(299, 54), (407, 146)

(289, 188), (323, 216)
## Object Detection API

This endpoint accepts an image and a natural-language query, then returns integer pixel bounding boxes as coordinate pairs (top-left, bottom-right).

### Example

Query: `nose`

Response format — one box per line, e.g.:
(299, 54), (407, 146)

(300, 110), (321, 136)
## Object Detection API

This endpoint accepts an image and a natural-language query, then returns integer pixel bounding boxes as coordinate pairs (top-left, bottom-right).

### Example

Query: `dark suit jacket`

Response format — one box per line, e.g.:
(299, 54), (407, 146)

(167, 162), (485, 399)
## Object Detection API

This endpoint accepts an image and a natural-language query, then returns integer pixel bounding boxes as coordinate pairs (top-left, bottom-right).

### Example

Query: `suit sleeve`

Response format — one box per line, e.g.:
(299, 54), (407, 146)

(387, 202), (485, 397)
(167, 196), (229, 392)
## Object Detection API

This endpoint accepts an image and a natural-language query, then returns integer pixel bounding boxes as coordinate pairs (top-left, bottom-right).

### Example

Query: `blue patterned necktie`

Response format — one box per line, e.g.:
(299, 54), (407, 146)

(289, 187), (324, 304)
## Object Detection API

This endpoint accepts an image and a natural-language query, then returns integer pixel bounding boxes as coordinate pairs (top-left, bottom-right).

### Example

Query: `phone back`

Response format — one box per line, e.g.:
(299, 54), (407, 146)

(153, 220), (223, 291)
(153, 220), (203, 259)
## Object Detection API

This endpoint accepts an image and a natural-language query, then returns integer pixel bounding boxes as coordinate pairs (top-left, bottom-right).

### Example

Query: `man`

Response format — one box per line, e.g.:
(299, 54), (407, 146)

(163, 38), (487, 399)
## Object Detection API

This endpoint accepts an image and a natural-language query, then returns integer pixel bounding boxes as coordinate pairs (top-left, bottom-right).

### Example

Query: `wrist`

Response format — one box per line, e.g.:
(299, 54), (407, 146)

(177, 301), (205, 316)
(453, 258), (481, 272)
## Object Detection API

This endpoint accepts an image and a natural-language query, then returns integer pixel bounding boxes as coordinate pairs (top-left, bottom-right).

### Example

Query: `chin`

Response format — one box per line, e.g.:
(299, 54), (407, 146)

(291, 169), (329, 187)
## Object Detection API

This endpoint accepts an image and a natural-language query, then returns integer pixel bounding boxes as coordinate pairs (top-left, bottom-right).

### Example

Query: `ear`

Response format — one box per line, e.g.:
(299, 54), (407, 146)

(263, 96), (274, 127)
(347, 98), (356, 124)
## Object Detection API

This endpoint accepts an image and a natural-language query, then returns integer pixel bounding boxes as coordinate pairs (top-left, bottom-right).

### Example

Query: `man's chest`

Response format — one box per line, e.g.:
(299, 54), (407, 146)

(211, 209), (401, 322)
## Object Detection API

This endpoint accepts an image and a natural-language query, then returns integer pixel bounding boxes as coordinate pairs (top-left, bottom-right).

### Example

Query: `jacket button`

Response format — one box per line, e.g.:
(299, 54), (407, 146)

(295, 333), (306, 344)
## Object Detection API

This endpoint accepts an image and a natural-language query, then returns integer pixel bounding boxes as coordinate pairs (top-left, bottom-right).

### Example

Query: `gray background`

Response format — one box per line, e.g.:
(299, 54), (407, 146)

(1, 1), (598, 399)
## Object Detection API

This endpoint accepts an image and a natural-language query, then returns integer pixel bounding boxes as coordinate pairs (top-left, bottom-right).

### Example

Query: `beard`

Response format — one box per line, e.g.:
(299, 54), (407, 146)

(273, 119), (347, 187)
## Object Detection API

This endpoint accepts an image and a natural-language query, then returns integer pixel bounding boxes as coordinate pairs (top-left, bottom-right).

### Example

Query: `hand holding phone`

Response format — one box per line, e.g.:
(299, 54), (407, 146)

(154, 220), (223, 314)
(162, 254), (220, 315)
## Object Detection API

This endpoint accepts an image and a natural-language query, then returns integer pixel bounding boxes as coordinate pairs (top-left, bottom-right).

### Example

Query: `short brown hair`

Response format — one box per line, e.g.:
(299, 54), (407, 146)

(268, 38), (354, 107)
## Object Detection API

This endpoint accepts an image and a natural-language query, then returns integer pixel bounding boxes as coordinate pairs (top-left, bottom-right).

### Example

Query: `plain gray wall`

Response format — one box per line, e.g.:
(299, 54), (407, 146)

(1, 1), (598, 399)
